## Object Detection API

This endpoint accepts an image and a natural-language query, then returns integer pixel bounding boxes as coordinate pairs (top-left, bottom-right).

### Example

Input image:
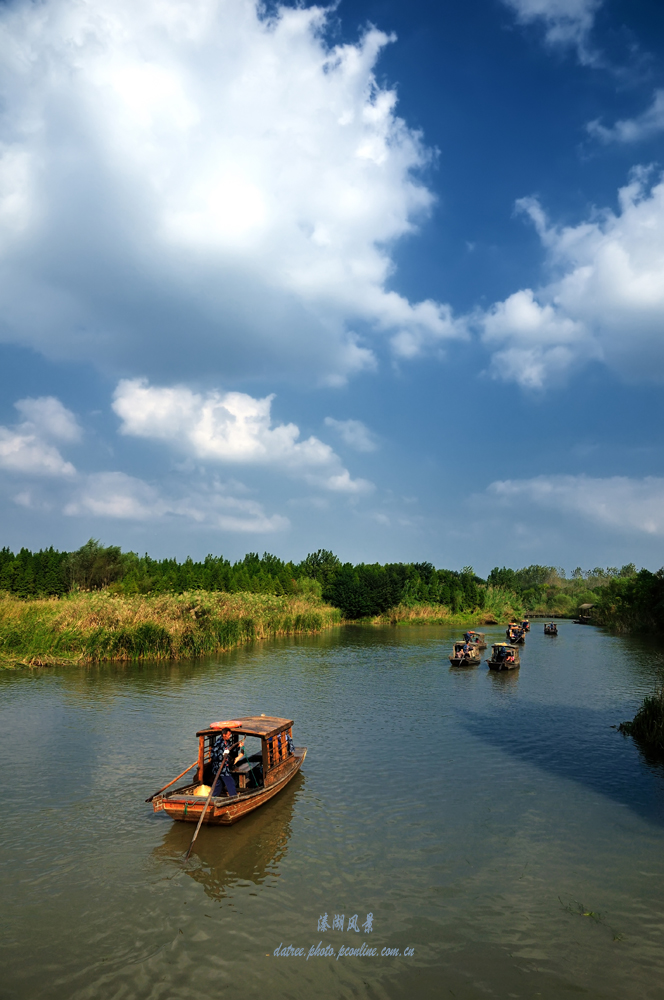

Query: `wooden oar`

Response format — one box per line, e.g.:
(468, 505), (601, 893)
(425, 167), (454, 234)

(184, 760), (226, 861)
(145, 760), (199, 802)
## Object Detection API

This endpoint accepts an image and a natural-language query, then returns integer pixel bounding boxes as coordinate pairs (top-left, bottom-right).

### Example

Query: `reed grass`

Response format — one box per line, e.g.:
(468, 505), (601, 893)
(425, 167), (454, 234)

(619, 684), (664, 755)
(374, 588), (523, 626)
(0, 590), (341, 666)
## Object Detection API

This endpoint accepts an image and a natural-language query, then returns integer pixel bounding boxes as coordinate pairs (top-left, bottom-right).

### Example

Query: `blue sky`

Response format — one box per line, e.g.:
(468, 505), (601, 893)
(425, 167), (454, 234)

(0, 0), (663, 575)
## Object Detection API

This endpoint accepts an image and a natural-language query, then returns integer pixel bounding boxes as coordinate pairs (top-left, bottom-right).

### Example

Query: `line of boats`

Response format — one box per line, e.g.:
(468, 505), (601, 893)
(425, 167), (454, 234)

(448, 619), (559, 671)
(149, 619), (564, 838)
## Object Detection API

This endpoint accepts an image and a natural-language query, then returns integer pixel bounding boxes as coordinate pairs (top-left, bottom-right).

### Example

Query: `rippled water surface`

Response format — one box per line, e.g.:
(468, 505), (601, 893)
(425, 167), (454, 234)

(2, 622), (664, 1000)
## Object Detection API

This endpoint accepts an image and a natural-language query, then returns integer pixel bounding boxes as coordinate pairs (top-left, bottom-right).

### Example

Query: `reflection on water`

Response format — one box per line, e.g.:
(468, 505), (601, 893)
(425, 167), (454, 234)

(154, 775), (301, 901)
(2, 620), (664, 1000)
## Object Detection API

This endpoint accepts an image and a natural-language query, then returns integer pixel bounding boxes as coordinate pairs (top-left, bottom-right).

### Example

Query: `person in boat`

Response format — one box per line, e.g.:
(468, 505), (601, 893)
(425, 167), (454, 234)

(505, 650), (515, 663)
(462, 641), (472, 658)
(211, 728), (242, 797)
(463, 631), (473, 643)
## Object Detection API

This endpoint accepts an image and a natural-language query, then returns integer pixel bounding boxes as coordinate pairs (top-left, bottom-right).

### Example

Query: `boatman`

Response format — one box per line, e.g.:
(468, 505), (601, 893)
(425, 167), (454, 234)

(211, 727), (241, 797)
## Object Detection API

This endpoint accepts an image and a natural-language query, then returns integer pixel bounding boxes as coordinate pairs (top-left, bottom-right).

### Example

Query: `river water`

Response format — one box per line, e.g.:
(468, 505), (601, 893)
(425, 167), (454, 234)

(2, 622), (664, 1000)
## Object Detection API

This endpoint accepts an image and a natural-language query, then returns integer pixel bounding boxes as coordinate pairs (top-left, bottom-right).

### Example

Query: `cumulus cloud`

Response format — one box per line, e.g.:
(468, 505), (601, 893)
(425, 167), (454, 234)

(588, 90), (664, 144)
(0, 0), (463, 384)
(63, 471), (288, 531)
(324, 417), (377, 452)
(112, 378), (373, 493)
(0, 396), (79, 476)
(486, 474), (664, 535)
(479, 168), (664, 387)
(501, 0), (601, 62)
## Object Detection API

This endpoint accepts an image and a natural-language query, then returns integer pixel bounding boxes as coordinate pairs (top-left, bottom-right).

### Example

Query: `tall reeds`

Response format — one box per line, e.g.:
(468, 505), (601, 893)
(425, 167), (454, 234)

(619, 685), (664, 755)
(0, 590), (340, 665)
(377, 586), (523, 625)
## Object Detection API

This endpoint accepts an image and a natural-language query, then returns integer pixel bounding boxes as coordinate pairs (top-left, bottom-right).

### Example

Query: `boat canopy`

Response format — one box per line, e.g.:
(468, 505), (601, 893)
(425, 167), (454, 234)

(198, 715), (294, 739)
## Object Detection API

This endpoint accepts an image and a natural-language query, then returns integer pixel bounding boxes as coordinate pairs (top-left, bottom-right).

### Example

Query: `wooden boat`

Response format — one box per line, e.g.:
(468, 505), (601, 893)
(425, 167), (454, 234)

(506, 626), (526, 644)
(150, 715), (306, 825)
(521, 619), (531, 632)
(487, 642), (520, 671)
(449, 641), (482, 667)
(462, 630), (487, 650)
(544, 622), (558, 635)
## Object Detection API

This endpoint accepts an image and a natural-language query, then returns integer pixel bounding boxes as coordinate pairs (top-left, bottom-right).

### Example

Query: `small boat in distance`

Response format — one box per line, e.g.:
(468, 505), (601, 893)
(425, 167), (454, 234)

(544, 623), (558, 635)
(521, 619), (530, 632)
(507, 625), (526, 644)
(462, 630), (487, 650)
(449, 641), (482, 667)
(487, 642), (520, 670)
(150, 716), (306, 825)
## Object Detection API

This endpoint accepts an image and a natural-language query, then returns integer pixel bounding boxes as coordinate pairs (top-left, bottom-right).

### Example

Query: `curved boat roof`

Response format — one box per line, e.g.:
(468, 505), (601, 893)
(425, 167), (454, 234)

(198, 715), (294, 739)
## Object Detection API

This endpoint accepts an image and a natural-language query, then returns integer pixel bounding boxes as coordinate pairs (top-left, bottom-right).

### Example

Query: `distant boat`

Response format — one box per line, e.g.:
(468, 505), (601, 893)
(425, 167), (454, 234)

(449, 641), (482, 667)
(544, 623), (558, 635)
(150, 715), (306, 825)
(462, 630), (487, 650)
(487, 642), (520, 670)
(506, 626), (526, 644)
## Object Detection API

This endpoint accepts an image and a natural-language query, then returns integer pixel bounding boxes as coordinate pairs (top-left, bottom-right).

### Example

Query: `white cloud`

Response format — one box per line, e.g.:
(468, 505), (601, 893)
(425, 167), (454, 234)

(0, 0), (463, 384)
(63, 471), (288, 532)
(14, 396), (82, 442)
(588, 90), (664, 144)
(324, 417), (377, 452)
(486, 474), (664, 535)
(112, 378), (373, 493)
(0, 396), (79, 476)
(479, 168), (664, 387)
(501, 0), (602, 63)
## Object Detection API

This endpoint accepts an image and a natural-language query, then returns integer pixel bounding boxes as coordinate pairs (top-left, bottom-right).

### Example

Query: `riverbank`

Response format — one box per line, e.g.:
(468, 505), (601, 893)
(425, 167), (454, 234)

(0, 591), (341, 667)
(372, 591), (523, 627)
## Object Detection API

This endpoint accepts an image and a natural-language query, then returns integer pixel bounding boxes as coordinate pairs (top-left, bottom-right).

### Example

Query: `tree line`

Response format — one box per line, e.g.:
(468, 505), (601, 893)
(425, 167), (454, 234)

(1, 541), (658, 626)
(486, 563), (639, 617)
(0, 541), (489, 618)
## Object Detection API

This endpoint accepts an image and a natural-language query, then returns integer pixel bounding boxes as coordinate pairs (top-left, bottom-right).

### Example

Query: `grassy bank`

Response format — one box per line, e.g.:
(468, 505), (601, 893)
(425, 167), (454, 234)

(373, 588), (524, 626)
(0, 591), (341, 666)
(619, 685), (664, 756)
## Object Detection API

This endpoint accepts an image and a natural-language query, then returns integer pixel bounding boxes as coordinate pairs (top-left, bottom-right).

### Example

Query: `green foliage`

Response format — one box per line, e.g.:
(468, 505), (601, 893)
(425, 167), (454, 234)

(486, 563), (641, 617)
(5, 541), (649, 627)
(592, 569), (664, 633)
(68, 539), (124, 590)
(323, 562), (487, 620)
(0, 542), (507, 621)
(620, 683), (664, 755)
(0, 591), (341, 664)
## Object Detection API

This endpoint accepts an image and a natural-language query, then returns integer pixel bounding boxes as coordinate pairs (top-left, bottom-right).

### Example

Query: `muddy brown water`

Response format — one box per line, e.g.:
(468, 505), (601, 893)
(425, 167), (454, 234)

(1, 621), (664, 999)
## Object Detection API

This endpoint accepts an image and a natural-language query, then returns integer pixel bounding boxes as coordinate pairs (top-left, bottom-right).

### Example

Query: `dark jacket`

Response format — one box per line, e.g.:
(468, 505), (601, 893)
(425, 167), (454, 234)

(211, 734), (240, 774)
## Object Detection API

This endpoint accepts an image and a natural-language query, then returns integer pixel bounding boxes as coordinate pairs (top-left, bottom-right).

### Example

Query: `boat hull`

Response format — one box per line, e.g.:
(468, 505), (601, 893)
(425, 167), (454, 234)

(154, 748), (307, 825)
(449, 656), (479, 667)
(487, 660), (519, 671)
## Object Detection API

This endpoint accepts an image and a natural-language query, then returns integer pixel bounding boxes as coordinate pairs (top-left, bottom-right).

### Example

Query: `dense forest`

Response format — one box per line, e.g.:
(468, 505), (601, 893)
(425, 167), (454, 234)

(0, 542), (490, 619)
(486, 564), (640, 617)
(0, 541), (660, 628)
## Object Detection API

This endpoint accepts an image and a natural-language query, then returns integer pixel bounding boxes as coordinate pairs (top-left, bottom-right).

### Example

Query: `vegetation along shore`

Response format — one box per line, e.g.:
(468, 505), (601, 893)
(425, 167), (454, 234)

(1, 540), (662, 665)
(0, 590), (340, 667)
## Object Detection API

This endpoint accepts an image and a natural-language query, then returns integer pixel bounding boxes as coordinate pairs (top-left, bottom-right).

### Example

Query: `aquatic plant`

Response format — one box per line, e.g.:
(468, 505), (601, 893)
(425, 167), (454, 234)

(0, 590), (340, 666)
(375, 585), (524, 626)
(619, 684), (664, 755)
